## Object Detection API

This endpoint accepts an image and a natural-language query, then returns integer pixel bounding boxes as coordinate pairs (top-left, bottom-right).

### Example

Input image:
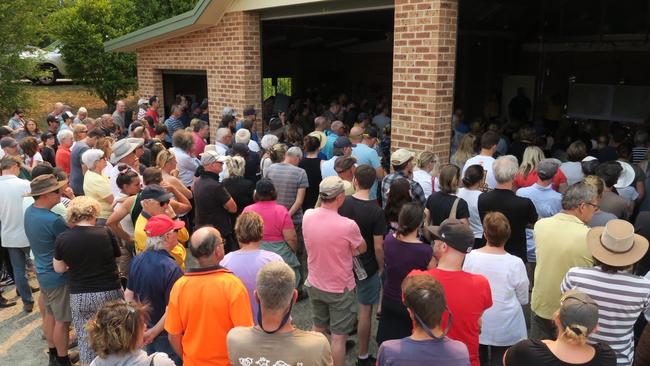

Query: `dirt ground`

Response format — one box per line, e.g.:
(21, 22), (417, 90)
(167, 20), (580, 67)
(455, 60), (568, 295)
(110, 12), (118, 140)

(21, 82), (138, 128)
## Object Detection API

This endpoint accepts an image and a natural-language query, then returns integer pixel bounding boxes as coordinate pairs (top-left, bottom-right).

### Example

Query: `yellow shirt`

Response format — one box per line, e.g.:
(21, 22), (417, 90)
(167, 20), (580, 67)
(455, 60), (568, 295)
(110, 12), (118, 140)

(134, 213), (188, 270)
(83, 171), (113, 219)
(531, 213), (593, 319)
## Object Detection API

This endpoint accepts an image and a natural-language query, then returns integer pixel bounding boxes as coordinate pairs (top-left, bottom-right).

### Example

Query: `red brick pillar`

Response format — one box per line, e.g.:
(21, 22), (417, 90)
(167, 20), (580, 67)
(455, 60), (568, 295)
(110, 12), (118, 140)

(391, 0), (458, 162)
(207, 11), (262, 137)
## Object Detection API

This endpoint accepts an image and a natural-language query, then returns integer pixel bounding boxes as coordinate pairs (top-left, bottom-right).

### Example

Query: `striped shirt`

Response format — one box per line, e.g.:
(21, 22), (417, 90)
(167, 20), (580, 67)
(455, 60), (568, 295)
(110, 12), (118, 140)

(266, 162), (309, 225)
(561, 266), (650, 366)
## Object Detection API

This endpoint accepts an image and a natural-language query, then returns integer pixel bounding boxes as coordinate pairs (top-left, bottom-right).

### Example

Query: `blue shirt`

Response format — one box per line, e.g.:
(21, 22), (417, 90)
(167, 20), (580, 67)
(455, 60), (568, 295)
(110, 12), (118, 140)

(24, 205), (69, 289)
(321, 156), (338, 179)
(164, 116), (184, 143)
(352, 143), (382, 200)
(127, 249), (183, 325)
(516, 183), (562, 262)
(322, 130), (336, 159)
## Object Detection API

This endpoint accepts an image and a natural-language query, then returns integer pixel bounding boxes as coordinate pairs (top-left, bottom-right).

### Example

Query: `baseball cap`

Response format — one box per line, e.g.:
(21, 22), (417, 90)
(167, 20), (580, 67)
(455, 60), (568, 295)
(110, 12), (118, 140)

(62, 111), (74, 120)
(243, 106), (256, 116)
(427, 218), (475, 254)
(200, 150), (228, 166)
(223, 106), (238, 117)
(537, 158), (561, 180)
(137, 98), (149, 106)
(0, 137), (18, 149)
(558, 290), (599, 336)
(390, 148), (414, 166)
(364, 127), (378, 139)
(46, 114), (59, 123)
(333, 136), (354, 149)
(144, 214), (185, 237)
(141, 184), (173, 202)
(319, 176), (345, 200)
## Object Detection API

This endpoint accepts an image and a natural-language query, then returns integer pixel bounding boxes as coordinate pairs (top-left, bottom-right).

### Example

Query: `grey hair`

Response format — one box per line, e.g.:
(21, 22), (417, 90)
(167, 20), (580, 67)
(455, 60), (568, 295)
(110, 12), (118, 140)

(146, 235), (167, 251)
(57, 129), (73, 144)
(256, 261), (296, 311)
(286, 146), (303, 159)
(493, 155), (518, 184)
(216, 127), (231, 143)
(562, 182), (597, 210)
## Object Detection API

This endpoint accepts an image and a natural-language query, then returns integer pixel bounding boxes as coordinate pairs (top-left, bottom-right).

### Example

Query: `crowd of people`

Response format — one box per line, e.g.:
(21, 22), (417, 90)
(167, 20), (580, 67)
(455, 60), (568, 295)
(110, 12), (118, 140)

(1, 95), (650, 366)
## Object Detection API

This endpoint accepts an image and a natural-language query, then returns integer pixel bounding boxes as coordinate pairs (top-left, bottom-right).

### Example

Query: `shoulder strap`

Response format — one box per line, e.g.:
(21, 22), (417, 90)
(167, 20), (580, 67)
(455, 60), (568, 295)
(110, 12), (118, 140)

(449, 197), (460, 220)
(148, 353), (156, 366)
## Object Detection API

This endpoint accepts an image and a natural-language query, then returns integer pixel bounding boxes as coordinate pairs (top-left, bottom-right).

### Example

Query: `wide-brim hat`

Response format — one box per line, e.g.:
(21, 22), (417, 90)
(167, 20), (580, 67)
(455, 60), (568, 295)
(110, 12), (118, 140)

(614, 161), (635, 189)
(587, 219), (649, 267)
(308, 131), (327, 150)
(110, 139), (140, 164)
(23, 174), (67, 197)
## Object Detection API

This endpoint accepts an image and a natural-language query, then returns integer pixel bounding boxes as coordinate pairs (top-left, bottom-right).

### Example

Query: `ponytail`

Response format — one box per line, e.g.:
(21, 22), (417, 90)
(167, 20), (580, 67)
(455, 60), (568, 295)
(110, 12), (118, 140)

(561, 324), (589, 344)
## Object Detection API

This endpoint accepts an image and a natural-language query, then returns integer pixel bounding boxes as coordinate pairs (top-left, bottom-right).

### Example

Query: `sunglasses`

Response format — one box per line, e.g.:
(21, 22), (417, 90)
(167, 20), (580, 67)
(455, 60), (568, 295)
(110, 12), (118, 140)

(159, 200), (170, 207)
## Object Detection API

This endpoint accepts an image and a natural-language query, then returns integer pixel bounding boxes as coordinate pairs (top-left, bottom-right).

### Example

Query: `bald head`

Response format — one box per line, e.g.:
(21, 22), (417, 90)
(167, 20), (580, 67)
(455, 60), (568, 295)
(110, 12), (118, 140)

(331, 121), (345, 136)
(190, 226), (223, 261)
(349, 126), (364, 143)
(314, 116), (327, 131)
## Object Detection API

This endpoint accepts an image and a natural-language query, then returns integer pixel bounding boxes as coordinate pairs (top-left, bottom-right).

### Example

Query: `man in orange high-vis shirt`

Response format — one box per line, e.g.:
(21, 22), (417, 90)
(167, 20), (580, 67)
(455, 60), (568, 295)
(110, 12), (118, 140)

(165, 226), (253, 366)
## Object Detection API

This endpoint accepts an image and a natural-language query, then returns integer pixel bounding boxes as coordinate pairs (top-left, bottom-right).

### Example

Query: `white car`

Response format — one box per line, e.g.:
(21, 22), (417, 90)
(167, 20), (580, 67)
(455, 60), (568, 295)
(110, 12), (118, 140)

(21, 41), (68, 85)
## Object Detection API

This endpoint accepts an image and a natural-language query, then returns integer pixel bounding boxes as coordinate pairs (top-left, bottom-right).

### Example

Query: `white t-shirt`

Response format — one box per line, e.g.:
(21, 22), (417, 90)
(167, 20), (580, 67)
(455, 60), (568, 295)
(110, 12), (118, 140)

(457, 187), (483, 238)
(108, 163), (143, 198)
(0, 175), (31, 248)
(463, 155), (496, 188)
(412, 169), (433, 199)
(463, 251), (529, 346)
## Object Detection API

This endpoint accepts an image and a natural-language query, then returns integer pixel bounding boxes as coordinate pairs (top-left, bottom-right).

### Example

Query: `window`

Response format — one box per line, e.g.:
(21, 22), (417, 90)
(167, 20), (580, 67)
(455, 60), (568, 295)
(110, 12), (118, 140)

(263, 77), (292, 100)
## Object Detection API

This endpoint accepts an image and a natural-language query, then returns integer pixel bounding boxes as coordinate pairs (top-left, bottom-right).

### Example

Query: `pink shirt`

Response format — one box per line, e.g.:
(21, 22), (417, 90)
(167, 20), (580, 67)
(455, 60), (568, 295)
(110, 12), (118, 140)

(302, 207), (363, 293)
(193, 132), (206, 156)
(243, 201), (294, 242)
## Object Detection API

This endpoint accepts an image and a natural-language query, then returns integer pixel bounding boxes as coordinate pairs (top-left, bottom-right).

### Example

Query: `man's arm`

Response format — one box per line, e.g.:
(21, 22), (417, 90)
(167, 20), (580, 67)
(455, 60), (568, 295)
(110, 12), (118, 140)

(373, 235), (384, 274)
(223, 198), (237, 213)
(168, 333), (183, 357)
(288, 188), (306, 217)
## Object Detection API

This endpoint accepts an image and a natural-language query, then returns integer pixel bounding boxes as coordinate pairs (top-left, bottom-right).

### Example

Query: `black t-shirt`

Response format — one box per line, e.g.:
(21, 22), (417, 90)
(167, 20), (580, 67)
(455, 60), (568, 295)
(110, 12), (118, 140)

(223, 176), (255, 217)
(425, 192), (470, 225)
(194, 171), (233, 235)
(54, 226), (121, 294)
(339, 195), (387, 276)
(300, 157), (323, 211)
(478, 189), (538, 263)
(505, 339), (616, 366)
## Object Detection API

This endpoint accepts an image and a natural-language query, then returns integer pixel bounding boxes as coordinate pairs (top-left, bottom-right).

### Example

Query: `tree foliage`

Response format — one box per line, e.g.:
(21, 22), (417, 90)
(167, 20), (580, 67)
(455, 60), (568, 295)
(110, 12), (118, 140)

(51, 0), (139, 110)
(51, 0), (198, 110)
(136, 0), (198, 27)
(0, 0), (56, 120)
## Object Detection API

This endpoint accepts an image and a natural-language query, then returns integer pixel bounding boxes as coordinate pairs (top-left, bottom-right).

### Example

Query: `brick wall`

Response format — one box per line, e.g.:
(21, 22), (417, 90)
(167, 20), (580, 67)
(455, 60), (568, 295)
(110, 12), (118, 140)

(391, 0), (458, 162)
(135, 11), (262, 138)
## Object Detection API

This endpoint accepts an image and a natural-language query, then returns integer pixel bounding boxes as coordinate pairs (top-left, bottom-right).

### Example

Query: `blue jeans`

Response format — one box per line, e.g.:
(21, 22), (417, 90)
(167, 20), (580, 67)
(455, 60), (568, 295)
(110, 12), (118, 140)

(146, 331), (182, 365)
(7, 247), (33, 304)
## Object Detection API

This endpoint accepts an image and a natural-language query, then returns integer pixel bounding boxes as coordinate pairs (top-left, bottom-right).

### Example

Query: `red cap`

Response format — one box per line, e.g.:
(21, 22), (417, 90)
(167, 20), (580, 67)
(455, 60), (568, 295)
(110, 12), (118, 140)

(144, 215), (185, 237)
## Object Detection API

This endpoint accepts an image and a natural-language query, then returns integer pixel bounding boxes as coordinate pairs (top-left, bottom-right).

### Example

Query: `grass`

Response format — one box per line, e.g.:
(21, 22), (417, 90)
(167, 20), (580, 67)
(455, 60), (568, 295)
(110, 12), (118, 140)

(21, 82), (137, 128)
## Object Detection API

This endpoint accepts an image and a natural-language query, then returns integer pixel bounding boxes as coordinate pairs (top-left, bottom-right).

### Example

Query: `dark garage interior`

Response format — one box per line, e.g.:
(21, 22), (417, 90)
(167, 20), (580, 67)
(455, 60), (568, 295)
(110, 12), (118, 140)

(260, 0), (650, 128)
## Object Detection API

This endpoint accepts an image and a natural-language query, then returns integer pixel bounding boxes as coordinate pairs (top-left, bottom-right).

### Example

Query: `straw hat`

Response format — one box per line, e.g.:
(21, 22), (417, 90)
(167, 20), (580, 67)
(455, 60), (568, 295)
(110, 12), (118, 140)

(307, 131), (327, 150)
(23, 174), (67, 197)
(587, 219), (649, 267)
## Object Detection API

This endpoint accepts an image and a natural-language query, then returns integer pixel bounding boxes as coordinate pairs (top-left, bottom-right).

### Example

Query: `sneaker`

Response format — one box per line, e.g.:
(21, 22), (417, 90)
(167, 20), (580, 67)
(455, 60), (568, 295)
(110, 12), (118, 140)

(23, 300), (34, 313)
(0, 295), (16, 308)
(357, 356), (377, 366)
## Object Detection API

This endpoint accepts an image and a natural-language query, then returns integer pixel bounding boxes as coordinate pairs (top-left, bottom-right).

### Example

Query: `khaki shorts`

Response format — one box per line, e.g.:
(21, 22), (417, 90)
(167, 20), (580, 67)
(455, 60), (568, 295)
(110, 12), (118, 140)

(307, 283), (357, 335)
(41, 284), (72, 322)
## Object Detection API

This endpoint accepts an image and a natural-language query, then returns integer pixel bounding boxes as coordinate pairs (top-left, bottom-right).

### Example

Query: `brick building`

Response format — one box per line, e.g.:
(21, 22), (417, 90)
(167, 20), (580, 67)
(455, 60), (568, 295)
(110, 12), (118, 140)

(106, 0), (457, 160)
(107, 0), (650, 161)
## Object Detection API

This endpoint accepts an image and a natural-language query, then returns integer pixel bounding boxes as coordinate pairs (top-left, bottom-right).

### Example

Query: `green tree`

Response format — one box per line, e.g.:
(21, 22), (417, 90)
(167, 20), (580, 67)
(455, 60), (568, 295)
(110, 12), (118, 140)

(136, 0), (198, 26)
(0, 0), (55, 120)
(51, 0), (138, 109)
